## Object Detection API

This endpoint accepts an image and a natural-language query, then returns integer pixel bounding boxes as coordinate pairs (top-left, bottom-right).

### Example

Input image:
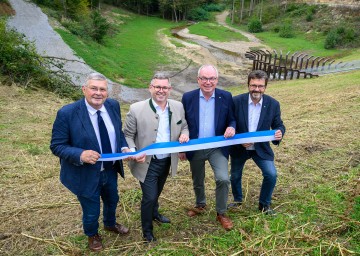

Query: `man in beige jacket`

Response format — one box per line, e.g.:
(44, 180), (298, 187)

(123, 73), (189, 242)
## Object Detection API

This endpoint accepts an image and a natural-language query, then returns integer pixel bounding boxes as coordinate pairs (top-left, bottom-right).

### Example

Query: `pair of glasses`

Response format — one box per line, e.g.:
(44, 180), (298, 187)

(87, 86), (107, 93)
(152, 85), (171, 92)
(198, 77), (217, 82)
(249, 84), (265, 89)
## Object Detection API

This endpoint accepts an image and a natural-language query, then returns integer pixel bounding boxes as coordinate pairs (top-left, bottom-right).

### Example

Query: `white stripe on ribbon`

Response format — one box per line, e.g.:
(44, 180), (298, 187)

(98, 130), (276, 161)
(98, 130), (275, 161)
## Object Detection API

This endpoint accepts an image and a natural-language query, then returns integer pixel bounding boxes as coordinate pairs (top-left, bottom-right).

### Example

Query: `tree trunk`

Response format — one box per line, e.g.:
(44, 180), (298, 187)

(249, 0), (253, 17)
(231, 0), (235, 24)
(173, 1), (178, 23)
(239, 0), (244, 22)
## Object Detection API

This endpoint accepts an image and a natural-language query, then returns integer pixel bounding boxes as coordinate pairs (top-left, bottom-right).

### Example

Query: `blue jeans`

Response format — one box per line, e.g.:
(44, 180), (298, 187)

(77, 170), (119, 237)
(230, 151), (277, 206)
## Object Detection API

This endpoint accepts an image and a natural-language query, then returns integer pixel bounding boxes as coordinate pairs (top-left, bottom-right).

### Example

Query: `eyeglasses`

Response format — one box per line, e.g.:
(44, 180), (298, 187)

(87, 86), (107, 93)
(152, 85), (171, 92)
(249, 84), (265, 89)
(198, 77), (217, 82)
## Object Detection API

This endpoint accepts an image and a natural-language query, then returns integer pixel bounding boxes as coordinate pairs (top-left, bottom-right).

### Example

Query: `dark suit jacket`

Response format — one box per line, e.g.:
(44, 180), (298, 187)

(182, 88), (236, 160)
(50, 98), (128, 198)
(230, 93), (285, 161)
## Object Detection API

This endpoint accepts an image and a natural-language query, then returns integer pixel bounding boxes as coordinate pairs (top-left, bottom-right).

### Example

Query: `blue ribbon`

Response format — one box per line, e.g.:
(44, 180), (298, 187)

(99, 130), (276, 161)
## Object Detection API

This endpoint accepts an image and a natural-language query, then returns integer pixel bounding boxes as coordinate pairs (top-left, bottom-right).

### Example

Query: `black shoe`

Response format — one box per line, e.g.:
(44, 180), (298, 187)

(143, 233), (157, 243)
(153, 214), (171, 224)
(259, 203), (276, 215)
(227, 201), (242, 209)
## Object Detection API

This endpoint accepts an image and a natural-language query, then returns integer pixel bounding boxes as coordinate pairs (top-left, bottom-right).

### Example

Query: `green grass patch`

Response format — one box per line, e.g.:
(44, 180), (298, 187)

(188, 21), (248, 42)
(254, 30), (340, 57)
(56, 11), (180, 88)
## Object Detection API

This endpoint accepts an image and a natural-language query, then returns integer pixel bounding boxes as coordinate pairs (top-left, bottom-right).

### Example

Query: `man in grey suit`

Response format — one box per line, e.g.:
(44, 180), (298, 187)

(123, 73), (189, 242)
(50, 73), (132, 252)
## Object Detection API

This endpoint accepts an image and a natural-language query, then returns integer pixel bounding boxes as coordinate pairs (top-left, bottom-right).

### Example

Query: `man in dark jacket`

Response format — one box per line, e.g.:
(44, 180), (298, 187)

(229, 70), (285, 215)
(50, 73), (131, 252)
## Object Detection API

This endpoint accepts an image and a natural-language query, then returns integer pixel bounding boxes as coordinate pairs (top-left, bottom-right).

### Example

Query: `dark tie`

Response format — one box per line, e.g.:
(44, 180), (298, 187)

(97, 110), (113, 170)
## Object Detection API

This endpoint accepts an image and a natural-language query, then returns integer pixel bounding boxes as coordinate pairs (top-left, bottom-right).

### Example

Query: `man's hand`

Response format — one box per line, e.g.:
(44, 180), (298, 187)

(224, 127), (235, 138)
(179, 134), (189, 143)
(80, 150), (101, 165)
(134, 153), (146, 163)
(242, 143), (254, 148)
(179, 152), (187, 161)
(275, 129), (283, 141)
(121, 148), (134, 161)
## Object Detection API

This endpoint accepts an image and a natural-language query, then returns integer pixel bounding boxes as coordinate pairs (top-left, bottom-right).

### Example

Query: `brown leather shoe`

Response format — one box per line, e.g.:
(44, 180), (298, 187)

(187, 205), (207, 217)
(216, 214), (233, 230)
(104, 223), (129, 235)
(88, 234), (103, 252)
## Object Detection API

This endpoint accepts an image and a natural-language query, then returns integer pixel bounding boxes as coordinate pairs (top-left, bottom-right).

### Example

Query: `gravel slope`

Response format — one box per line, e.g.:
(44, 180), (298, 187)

(6, 0), (149, 103)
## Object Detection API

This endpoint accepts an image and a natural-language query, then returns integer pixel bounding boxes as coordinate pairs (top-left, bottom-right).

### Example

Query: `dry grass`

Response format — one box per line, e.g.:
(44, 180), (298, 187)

(0, 70), (359, 255)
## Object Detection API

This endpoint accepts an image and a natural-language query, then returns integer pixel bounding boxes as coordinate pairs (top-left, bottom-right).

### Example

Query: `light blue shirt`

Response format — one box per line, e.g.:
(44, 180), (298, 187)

(199, 90), (215, 138)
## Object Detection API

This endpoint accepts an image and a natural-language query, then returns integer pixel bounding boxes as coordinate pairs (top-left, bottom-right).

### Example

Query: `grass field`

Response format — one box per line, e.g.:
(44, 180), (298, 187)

(56, 8), (185, 88)
(188, 21), (249, 42)
(0, 70), (359, 255)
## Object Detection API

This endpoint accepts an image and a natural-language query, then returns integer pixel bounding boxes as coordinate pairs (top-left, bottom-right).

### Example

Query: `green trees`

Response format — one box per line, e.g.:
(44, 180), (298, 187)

(32, 0), (110, 43)
(248, 17), (262, 33)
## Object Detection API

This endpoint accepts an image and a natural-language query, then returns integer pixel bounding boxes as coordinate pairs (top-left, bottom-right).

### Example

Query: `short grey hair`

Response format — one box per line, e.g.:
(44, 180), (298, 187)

(85, 72), (107, 86)
(197, 64), (218, 78)
(150, 73), (171, 86)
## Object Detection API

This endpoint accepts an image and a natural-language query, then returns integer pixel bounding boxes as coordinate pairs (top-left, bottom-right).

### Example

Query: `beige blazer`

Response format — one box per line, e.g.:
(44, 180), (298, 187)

(123, 98), (189, 183)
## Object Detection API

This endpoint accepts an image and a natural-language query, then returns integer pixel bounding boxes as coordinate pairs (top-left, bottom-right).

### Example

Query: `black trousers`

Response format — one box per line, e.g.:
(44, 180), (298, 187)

(140, 157), (171, 235)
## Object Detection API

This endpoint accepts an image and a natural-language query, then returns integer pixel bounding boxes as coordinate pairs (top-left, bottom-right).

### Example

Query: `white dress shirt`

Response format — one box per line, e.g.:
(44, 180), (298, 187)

(152, 99), (170, 159)
(247, 95), (262, 150)
(85, 100), (116, 169)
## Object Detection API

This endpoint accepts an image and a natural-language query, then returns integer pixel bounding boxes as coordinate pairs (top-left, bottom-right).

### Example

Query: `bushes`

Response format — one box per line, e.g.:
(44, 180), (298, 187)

(203, 3), (225, 12)
(0, 19), (82, 99)
(325, 26), (358, 49)
(61, 10), (110, 43)
(187, 4), (225, 22)
(248, 17), (262, 33)
(188, 7), (210, 21)
(279, 22), (295, 38)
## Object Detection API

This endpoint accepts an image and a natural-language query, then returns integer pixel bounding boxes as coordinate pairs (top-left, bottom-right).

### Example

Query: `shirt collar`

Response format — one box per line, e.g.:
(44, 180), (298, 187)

(199, 89), (215, 99)
(151, 98), (168, 112)
(248, 94), (263, 106)
(85, 99), (107, 115)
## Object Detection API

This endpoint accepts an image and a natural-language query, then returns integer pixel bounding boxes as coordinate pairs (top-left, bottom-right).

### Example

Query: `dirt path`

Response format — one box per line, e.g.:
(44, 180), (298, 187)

(162, 11), (269, 91)
(216, 10), (263, 43)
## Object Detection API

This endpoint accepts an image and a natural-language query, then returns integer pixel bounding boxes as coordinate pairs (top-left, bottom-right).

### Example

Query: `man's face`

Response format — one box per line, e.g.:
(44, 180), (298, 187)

(248, 78), (266, 102)
(82, 79), (108, 110)
(149, 78), (171, 105)
(197, 66), (218, 97)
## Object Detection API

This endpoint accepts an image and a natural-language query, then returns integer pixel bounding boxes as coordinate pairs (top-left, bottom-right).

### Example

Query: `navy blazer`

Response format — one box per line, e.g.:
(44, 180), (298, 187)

(50, 98), (128, 198)
(182, 88), (236, 160)
(230, 93), (285, 161)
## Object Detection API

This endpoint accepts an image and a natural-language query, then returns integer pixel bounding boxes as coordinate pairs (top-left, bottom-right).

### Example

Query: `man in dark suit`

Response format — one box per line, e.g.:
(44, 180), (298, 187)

(180, 65), (236, 230)
(50, 73), (132, 252)
(229, 70), (285, 215)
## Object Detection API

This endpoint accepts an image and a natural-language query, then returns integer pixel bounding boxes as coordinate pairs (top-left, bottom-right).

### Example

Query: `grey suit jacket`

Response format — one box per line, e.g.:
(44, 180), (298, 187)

(123, 98), (189, 183)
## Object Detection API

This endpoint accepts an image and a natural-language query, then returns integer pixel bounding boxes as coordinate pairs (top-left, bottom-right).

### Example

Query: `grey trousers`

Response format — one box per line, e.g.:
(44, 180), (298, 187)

(189, 148), (230, 214)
